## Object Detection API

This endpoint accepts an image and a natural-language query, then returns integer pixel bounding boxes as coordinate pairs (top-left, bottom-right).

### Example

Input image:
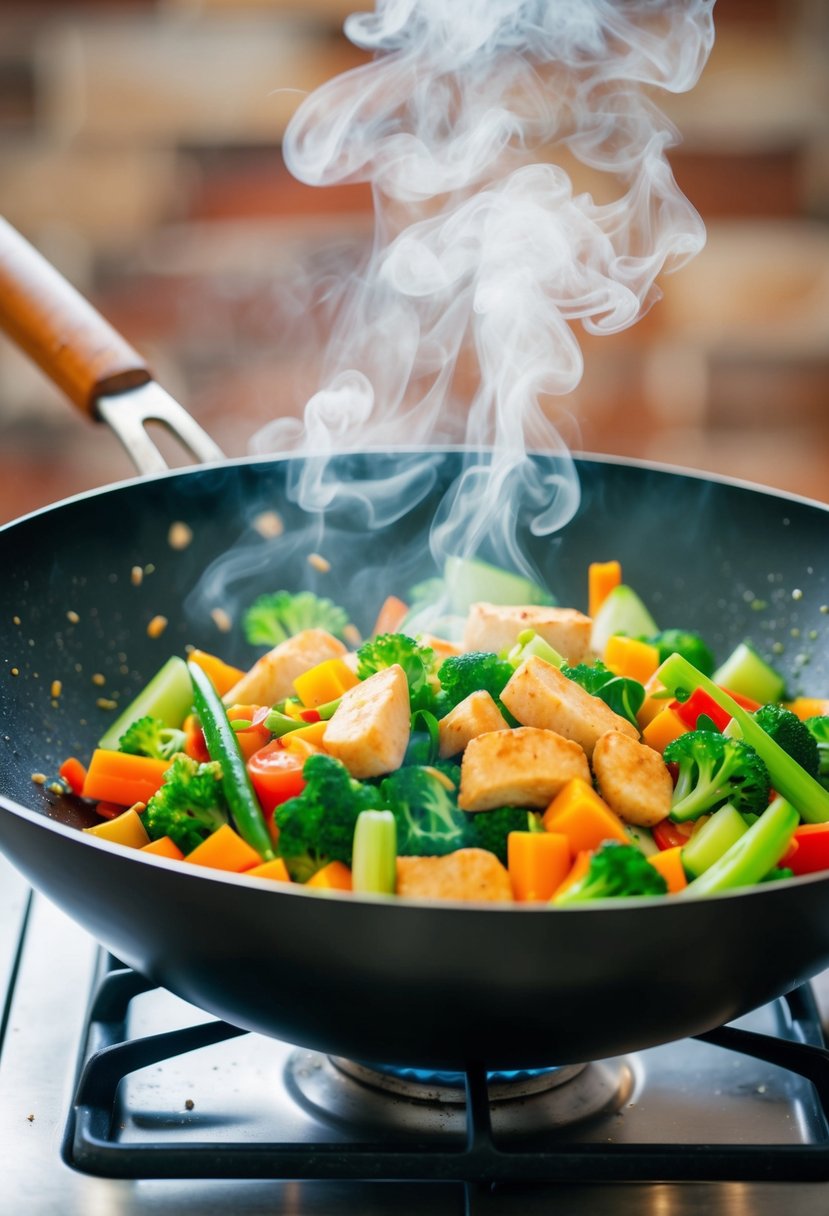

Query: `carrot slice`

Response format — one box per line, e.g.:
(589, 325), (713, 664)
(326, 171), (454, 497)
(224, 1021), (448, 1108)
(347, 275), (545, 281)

(246, 858), (292, 883)
(82, 749), (170, 807)
(371, 596), (409, 637)
(141, 835), (185, 861)
(59, 756), (88, 796)
(588, 561), (622, 619)
(552, 850), (593, 901)
(188, 649), (246, 697)
(184, 823), (263, 872)
(542, 778), (628, 852)
(647, 845), (688, 894)
(508, 831), (572, 902)
(306, 861), (353, 891)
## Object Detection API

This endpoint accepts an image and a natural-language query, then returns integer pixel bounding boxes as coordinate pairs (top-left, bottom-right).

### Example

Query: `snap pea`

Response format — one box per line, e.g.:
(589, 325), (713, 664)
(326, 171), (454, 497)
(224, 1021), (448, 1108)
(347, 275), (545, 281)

(188, 661), (275, 861)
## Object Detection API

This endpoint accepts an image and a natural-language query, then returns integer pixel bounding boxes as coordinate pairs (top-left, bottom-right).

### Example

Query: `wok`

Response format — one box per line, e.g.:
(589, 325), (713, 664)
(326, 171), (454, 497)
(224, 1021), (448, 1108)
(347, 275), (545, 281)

(1, 223), (829, 1073)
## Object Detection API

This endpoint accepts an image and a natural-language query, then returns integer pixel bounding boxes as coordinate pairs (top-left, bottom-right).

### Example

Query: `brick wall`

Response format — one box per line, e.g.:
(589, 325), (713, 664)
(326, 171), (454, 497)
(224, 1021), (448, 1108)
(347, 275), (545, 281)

(0, 0), (827, 522)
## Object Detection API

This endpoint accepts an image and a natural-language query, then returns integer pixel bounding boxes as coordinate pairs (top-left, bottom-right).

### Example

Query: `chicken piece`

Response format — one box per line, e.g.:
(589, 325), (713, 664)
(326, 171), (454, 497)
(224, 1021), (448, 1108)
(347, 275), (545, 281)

(222, 629), (346, 707)
(592, 730), (673, 827)
(396, 848), (513, 902)
(438, 690), (509, 759)
(459, 726), (589, 812)
(462, 603), (592, 665)
(323, 664), (410, 779)
(501, 656), (638, 760)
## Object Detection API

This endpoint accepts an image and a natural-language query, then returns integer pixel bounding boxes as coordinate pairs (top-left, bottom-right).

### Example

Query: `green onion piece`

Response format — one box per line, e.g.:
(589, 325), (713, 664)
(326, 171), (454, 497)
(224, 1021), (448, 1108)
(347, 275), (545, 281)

(351, 810), (397, 895)
(188, 661), (275, 860)
(658, 653), (829, 824)
(262, 709), (306, 737)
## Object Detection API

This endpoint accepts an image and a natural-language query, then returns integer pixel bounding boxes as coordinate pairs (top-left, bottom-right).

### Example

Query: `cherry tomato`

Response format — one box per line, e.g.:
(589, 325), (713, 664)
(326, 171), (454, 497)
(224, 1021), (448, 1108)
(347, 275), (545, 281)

(247, 741), (306, 815)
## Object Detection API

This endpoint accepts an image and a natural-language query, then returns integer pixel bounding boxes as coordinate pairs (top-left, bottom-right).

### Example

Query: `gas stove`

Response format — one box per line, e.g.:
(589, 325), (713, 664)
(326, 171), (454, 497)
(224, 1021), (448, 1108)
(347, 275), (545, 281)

(3, 850), (829, 1215)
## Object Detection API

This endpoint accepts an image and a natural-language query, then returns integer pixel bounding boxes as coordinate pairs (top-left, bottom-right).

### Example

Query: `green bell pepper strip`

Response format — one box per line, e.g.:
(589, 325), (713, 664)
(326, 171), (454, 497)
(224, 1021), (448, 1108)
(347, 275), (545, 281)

(658, 653), (829, 824)
(188, 661), (276, 861)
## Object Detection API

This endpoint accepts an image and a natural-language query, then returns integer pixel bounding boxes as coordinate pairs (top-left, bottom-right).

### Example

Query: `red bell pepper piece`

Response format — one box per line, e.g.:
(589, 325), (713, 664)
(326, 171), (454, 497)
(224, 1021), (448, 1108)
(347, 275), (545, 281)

(671, 687), (733, 733)
(787, 824), (829, 876)
(653, 819), (695, 851)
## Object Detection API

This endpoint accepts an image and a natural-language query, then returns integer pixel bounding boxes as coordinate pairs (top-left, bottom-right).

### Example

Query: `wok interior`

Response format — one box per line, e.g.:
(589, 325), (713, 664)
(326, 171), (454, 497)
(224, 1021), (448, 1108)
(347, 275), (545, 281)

(1, 450), (829, 1069)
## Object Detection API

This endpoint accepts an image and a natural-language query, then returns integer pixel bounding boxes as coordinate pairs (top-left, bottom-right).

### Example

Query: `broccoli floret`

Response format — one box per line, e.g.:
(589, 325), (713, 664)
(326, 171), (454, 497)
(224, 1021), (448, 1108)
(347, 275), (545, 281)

(379, 764), (470, 856)
(804, 716), (829, 788)
(642, 629), (715, 677)
(142, 754), (228, 855)
(465, 807), (539, 866)
(436, 651), (517, 721)
(243, 590), (350, 647)
(356, 632), (440, 713)
(754, 704), (819, 778)
(561, 661), (644, 728)
(275, 753), (383, 882)
(554, 841), (668, 904)
(663, 730), (770, 822)
(118, 714), (187, 762)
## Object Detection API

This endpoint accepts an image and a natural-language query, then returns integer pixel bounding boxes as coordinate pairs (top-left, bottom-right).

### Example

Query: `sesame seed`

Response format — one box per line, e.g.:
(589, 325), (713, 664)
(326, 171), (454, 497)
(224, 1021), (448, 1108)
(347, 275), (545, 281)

(307, 553), (331, 574)
(147, 615), (168, 639)
(252, 511), (284, 539)
(50, 680), (62, 698)
(92, 673), (106, 686)
(12, 615), (20, 626)
(792, 589), (803, 601)
(96, 698), (118, 711)
(31, 773), (47, 785)
(168, 522), (193, 550)
(10, 668), (19, 677)
(66, 611), (80, 624)
(131, 566), (143, 586)
(211, 607), (232, 633)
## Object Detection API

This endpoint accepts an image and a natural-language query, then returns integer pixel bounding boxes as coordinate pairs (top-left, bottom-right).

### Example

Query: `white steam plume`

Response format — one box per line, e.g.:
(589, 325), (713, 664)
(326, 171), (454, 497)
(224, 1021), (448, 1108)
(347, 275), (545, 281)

(251, 0), (715, 590)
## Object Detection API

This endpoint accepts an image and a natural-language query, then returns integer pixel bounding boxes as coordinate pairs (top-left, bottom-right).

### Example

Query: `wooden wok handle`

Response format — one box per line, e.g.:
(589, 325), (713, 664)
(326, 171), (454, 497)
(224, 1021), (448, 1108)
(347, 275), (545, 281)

(0, 217), (151, 416)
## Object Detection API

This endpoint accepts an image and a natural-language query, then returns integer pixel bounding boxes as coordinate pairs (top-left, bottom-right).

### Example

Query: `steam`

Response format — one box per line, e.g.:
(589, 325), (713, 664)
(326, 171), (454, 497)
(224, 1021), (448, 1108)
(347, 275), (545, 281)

(251, 0), (715, 601)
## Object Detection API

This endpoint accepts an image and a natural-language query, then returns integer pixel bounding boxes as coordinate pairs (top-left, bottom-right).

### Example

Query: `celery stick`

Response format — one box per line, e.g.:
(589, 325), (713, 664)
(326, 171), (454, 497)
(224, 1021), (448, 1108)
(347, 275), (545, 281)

(713, 642), (785, 704)
(98, 656), (192, 750)
(590, 585), (658, 655)
(681, 804), (748, 879)
(680, 797), (798, 897)
(444, 556), (553, 615)
(352, 810), (397, 895)
(658, 654), (829, 823)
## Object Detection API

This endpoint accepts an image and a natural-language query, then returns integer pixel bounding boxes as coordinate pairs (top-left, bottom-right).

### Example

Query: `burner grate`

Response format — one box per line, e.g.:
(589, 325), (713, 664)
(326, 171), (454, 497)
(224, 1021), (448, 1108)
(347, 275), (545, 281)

(64, 961), (829, 1189)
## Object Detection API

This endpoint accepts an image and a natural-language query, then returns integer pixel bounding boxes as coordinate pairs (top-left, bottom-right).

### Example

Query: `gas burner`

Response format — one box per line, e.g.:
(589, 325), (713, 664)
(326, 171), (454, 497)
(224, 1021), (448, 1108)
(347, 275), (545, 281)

(287, 1050), (635, 1139)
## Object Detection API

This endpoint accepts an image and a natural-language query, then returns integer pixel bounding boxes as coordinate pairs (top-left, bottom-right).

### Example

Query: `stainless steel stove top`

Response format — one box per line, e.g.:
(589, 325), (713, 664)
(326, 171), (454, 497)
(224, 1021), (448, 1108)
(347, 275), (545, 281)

(2, 851), (829, 1215)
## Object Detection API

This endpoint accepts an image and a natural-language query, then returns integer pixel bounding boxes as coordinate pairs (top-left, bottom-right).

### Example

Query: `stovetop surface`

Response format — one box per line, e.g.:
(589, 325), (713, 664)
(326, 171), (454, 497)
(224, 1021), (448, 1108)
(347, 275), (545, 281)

(3, 853), (829, 1215)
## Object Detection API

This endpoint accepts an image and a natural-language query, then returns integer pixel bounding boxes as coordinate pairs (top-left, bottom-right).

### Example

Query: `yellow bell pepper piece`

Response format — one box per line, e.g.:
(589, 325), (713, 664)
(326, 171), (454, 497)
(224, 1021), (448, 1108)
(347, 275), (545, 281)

(784, 697), (829, 722)
(641, 706), (688, 753)
(604, 635), (660, 683)
(85, 807), (150, 849)
(293, 658), (360, 709)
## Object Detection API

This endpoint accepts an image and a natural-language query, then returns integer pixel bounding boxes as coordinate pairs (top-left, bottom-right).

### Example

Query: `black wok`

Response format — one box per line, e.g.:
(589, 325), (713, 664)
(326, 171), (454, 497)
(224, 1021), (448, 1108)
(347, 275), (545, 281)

(1, 225), (829, 1073)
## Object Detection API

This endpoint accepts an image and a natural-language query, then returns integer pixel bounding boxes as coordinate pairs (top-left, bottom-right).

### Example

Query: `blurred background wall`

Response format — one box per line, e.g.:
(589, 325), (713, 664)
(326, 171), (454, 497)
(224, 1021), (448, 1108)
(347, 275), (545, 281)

(0, 0), (827, 524)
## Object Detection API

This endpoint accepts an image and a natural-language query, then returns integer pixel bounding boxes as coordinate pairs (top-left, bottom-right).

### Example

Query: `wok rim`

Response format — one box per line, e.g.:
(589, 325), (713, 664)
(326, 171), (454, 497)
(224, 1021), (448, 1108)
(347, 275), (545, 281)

(1, 444), (828, 917)
(2, 444), (829, 539)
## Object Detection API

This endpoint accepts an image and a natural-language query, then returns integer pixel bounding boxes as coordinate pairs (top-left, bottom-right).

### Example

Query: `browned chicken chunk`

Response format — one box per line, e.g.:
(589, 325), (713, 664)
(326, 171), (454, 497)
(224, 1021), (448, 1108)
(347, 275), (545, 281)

(458, 725), (590, 811)
(592, 730), (673, 827)
(501, 656), (638, 759)
(396, 849), (512, 902)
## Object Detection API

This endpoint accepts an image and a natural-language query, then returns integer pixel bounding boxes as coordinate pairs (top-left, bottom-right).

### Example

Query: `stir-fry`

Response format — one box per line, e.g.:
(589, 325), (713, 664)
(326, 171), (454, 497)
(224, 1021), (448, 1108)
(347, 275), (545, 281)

(54, 557), (829, 904)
